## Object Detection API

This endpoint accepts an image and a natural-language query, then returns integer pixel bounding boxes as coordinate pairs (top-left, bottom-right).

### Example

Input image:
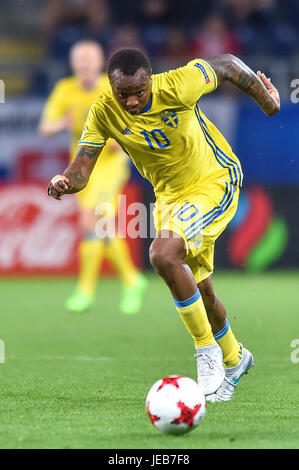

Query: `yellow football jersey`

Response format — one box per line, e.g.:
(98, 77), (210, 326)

(42, 74), (119, 161)
(79, 59), (243, 204)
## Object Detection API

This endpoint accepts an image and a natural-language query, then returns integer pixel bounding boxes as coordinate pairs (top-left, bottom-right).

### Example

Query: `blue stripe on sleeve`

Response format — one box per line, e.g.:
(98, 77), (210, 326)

(78, 141), (105, 146)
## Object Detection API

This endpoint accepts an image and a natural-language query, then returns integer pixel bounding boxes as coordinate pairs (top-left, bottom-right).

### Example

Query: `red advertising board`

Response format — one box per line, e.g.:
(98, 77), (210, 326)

(0, 183), (143, 276)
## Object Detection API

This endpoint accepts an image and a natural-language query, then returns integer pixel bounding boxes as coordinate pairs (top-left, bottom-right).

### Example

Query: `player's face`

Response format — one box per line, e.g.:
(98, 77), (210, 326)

(110, 68), (152, 115)
(70, 43), (104, 84)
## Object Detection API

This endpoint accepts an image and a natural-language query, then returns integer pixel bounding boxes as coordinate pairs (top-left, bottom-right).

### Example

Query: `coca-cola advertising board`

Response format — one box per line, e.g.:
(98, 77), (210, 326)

(0, 183), (143, 276)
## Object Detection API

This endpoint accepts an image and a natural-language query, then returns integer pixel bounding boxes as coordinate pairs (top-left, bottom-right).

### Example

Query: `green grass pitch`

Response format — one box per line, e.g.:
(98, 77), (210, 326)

(0, 271), (299, 449)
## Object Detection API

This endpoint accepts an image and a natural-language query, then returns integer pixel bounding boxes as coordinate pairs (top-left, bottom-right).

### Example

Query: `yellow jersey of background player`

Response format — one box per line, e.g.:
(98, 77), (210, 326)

(41, 42), (129, 210)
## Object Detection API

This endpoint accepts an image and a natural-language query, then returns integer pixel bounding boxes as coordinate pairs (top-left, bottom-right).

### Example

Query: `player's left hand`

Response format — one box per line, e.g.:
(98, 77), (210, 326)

(257, 71), (280, 111)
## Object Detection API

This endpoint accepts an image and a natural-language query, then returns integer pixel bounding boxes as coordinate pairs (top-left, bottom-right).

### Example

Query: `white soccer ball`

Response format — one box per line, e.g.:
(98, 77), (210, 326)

(146, 375), (206, 435)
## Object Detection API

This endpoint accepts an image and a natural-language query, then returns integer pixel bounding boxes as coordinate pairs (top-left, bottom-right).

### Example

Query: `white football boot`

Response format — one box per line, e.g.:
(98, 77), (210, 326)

(206, 344), (254, 403)
(194, 344), (225, 396)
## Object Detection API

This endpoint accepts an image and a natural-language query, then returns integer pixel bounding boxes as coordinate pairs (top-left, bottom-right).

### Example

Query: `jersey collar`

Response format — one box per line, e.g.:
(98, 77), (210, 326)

(140, 94), (152, 114)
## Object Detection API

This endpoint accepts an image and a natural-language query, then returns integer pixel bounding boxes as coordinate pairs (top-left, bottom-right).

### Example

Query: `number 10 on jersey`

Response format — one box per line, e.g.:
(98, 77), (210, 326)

(141, 129), (170, 149)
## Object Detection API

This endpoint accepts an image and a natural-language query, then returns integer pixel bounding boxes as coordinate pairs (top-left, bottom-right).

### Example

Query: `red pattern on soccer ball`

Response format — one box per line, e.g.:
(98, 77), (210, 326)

(146, 405), (160, 424)
(157, 376), (183, 391)
(171, 401), (202, 427)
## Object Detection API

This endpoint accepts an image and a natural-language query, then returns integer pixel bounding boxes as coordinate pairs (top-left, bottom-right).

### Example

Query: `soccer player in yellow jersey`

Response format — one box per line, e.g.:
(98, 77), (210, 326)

(47, 49), (280, 401)
(40, 42), (147, 314)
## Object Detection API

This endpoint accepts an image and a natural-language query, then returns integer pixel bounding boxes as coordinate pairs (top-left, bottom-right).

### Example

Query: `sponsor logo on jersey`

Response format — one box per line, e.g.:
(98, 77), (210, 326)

(161, 110), (179, 128)
(122, 127), (133, 135)
(194, 63), (210, 84)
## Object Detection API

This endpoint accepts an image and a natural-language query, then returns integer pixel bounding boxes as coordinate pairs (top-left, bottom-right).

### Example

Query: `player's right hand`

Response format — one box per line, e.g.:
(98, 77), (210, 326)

(47, 175), (70, 200)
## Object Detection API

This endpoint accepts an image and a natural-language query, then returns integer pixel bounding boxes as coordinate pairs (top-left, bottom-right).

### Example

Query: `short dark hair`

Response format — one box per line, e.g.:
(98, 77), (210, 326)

(107, 48), (152, 78)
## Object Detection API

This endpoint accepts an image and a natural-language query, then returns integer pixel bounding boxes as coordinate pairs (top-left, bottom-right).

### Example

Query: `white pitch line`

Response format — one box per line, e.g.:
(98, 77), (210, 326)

(5, 355), (179, 362)
(5, 355), (113, 362)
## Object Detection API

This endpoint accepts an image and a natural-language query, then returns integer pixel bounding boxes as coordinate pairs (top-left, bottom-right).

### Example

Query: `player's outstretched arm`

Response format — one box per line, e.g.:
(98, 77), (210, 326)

(47, 145), (102, 200)
(206, 54), (280, 116)
(39, 115), (72, 137)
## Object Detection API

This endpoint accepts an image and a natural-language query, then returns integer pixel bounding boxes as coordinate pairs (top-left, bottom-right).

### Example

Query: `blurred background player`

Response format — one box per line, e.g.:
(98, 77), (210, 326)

(39, 40), (147, 314)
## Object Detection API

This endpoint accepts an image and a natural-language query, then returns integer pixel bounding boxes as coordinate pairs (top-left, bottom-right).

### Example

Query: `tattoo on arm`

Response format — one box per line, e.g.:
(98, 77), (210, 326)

(67, 171), (88, 189)
(63, 145), (102, 194)
(77, 145), (100, 160)
(206, 54), (280, 116)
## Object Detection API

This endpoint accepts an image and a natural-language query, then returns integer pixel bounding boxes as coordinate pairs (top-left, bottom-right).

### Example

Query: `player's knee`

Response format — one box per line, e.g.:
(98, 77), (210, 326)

(149, 243), (178, 277)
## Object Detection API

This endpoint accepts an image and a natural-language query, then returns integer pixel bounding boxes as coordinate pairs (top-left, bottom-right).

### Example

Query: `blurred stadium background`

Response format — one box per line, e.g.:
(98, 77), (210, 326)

(1, 0), (299, 450)
(0, 0), (298, 276)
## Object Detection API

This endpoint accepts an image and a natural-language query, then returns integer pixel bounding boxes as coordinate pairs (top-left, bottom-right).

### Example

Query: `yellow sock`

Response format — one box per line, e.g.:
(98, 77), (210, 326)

(105, 237), (139, 287)
(77, 237), (105, 296)
(175, 290), (216, 348)
(214, 319), (241, 368)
